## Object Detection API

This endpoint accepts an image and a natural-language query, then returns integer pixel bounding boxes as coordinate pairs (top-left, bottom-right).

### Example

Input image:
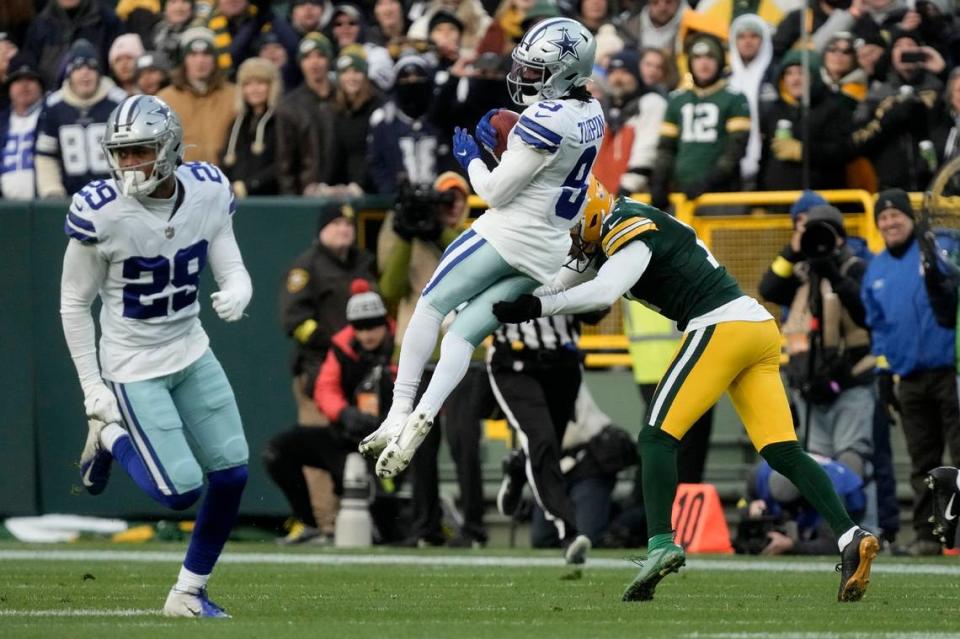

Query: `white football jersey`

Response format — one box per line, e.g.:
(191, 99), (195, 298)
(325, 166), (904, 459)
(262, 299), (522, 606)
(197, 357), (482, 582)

(470, 97), (604, 283)
(64, 162), (236, 382)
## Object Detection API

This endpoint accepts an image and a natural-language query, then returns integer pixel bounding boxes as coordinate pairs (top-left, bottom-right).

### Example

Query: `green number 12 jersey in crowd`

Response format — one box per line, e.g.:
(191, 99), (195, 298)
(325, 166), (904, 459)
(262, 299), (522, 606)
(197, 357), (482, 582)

(597, 199), (747, 330)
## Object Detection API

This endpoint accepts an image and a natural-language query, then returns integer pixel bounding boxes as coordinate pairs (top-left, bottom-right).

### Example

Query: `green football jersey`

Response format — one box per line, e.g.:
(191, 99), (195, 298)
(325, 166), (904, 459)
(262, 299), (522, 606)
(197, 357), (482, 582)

(599, 199), (744, 330)
(660, 82), (751, 190)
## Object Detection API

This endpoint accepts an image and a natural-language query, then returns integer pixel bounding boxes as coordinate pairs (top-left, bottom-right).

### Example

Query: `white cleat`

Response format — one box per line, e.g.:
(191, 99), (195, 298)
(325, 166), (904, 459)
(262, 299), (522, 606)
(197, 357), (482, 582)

(375, 412), (433, 478)
(358, 410), (408, 459)
(564, 534), (592, 566)
(163, 587), (230, 618)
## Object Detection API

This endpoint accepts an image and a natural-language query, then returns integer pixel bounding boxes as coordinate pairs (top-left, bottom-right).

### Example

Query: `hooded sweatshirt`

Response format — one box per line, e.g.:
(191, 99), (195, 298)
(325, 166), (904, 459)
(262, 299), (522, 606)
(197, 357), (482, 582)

(728, 13), (775, 181)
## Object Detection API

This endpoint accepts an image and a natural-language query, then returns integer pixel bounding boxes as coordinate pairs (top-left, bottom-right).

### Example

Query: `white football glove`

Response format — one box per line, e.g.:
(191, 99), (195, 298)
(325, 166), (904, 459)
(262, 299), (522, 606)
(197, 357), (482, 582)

(211, 290), (247, 322)
(84, 384), (122, 425)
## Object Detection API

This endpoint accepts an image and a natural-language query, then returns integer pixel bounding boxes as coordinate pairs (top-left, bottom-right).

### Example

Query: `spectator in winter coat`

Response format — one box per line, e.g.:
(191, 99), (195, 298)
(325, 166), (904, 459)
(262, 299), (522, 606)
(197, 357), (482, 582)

(275, 32), (336, 195)
(264, 280), (396, 545)
(157, 27), (238, 164)
(205, 0), (276, 77)
(367, 54), (451, 195)
(861, 189), (960, 555)
(134, 50), (172, 95)
(757, 50), (853, 191)
(327, 50), (381, 191)
(774, 0), (860, 59)
(929, 68), (960, 169)
(820, 32), (869, 111)
(34, 40), (127, 198)
(407, 0), (491, 55)
(728, 14), (775, 188)
(22, 0), (124, 89)
(650, 34), (750, 208)
(851, 28), (944, 191)
(0, 52), (44, 200)
(148, 0), (200, 65)
(108, 34), (145, 96)
(221, 57), (280, 196)
(616, 0), (688, 51)
(594, 48), (666, 196)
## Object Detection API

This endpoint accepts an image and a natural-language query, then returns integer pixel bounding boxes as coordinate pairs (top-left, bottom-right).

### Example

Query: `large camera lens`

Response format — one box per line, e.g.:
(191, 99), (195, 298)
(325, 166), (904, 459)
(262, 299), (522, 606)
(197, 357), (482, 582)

(800, 220), (839, 259)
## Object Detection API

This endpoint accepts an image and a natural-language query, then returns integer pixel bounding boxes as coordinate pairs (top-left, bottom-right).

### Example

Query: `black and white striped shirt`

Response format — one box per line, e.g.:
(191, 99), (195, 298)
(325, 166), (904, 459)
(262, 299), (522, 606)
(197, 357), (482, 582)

(493, 316), (580, 352)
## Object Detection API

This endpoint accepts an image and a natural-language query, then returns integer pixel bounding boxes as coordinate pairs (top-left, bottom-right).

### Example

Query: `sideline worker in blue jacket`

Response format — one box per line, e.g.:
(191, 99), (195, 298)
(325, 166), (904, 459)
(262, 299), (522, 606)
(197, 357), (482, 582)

(861, 188), (960, 556)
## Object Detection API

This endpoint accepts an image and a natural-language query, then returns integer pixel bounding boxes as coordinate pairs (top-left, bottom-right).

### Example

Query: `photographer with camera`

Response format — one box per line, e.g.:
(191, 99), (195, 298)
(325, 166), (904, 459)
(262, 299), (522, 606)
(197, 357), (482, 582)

(376, 171), (489, 547)
(737, 454), (866, 556)
(758, 203), (874, 488)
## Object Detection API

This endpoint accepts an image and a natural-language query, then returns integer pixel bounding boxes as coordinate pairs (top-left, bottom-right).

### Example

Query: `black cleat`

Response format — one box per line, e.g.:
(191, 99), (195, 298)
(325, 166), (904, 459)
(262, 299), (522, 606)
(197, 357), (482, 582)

(496, 449), (527, 517)
(836, 529), (879, 602)
(927, 466), (959, 549)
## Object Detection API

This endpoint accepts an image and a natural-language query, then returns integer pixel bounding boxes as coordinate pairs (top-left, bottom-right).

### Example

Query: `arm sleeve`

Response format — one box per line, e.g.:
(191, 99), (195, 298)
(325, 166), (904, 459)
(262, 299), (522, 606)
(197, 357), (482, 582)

(60, 239), (107, 394)
(208, 210), (253, 308)
(314, 348), (348, 420)
(860, 272), (887, 358)
(534, 259), (599, 296)
(467, 142), (547, 209)
(539, 241), (651, 316)
(830, 259), (867, 328)
(757, 245), (802, 305)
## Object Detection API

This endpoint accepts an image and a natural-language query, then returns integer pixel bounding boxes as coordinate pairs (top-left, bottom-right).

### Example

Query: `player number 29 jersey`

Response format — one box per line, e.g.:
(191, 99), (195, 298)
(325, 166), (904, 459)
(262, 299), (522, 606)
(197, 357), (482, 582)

(598, 200), (745, 330)
(63, 162), (237, 382)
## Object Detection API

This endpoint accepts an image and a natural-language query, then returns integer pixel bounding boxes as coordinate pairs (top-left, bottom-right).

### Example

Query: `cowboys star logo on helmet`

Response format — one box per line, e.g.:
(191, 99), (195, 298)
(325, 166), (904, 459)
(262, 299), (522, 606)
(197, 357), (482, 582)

(507, 17), (596, 105)
(548, 29), (581, 61)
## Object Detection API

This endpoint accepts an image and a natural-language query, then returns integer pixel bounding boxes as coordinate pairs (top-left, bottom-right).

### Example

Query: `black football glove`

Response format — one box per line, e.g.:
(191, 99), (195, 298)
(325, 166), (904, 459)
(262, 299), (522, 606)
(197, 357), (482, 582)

(339, 406), (379, 442)
(493, 294), (542, 324)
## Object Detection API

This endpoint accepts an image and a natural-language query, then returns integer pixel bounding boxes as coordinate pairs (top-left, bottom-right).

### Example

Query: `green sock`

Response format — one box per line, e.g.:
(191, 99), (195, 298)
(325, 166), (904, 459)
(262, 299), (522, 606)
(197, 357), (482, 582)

(638, 426), (680, 539)
(760, 440), (856, 536)
(647, 532), (676, 551)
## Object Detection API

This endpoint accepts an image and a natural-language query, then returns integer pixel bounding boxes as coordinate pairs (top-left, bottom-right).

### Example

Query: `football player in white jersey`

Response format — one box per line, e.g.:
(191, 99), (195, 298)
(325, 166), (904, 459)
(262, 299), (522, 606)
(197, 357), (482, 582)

(60, 95), (253, 618)
(360, 16), (602, 564)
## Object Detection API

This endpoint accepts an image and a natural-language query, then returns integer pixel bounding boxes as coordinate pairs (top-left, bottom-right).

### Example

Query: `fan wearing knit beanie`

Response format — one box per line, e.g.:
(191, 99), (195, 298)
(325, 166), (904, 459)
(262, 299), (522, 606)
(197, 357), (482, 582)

(220, 57), (281, 196)
(109, 33), (146, 95)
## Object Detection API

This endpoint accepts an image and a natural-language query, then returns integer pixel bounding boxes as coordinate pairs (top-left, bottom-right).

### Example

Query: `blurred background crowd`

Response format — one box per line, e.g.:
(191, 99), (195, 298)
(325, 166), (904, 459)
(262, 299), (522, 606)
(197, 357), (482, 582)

(2, 0), (960, 556)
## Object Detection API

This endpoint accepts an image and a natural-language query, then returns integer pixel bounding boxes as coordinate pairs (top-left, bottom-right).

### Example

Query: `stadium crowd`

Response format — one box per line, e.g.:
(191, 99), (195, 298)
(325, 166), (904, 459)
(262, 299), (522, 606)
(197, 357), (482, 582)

(3, 0), (960, 554)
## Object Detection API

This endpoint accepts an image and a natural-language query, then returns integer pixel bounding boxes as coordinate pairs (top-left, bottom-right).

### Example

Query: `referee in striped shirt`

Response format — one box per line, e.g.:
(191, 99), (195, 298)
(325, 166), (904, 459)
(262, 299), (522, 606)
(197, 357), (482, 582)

(487, 311), (607, 557)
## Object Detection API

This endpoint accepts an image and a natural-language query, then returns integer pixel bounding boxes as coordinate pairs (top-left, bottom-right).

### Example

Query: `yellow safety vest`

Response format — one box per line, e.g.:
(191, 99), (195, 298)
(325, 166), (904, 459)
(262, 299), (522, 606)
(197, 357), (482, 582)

(623, 300), (682, 385)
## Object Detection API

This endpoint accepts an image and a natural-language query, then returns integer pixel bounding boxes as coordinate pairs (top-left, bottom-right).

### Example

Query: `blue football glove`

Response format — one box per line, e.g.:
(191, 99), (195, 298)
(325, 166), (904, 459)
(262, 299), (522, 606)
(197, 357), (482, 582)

(452, 127), (480, 170)
(476, 108), (499, 153)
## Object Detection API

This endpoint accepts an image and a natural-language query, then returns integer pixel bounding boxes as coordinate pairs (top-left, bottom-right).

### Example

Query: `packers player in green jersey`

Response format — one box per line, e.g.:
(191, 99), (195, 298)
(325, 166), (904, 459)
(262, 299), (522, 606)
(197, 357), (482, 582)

(493, 185), (879, 603)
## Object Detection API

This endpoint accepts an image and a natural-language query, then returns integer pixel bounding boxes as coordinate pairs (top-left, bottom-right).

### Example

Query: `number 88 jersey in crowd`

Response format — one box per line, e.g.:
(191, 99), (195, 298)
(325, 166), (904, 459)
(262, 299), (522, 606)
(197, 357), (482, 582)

(63, 161), (237, 382)
(469, 96), (605, 284)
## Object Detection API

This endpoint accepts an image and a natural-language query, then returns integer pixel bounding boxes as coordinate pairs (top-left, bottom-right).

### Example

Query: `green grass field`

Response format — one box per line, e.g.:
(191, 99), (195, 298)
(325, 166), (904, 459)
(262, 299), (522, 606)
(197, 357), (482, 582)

(1, 543), (958, 638)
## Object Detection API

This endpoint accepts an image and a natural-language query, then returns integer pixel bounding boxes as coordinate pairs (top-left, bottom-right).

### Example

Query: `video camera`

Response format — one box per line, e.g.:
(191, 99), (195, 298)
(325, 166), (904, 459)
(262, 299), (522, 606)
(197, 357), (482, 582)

(393, 179), (457, 241)
(799, 219), (841, 259)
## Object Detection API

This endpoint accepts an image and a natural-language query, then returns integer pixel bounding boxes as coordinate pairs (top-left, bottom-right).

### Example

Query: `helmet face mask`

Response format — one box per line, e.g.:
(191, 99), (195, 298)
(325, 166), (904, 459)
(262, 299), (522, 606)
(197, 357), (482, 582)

(566, 176), (612, 271)
(102, 95), (184, 197)
(507, 17), (596, 106)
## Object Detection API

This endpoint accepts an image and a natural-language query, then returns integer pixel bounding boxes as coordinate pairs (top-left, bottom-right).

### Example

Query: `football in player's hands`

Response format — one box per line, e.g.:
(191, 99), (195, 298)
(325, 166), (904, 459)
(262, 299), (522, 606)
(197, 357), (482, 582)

(485, 109), (520, 159)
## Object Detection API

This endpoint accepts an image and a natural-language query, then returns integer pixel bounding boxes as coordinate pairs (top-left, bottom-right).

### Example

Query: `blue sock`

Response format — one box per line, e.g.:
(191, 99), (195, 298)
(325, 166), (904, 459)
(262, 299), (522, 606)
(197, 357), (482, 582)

(111, 435), (200, 510)
(183, 465), (248, 576)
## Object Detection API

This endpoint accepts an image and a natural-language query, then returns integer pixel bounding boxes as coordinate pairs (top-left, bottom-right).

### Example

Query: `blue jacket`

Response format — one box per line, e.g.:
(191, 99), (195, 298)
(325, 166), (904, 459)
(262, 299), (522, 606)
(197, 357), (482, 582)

(754, 457), (865, 533)
(862, 236), (956, 376)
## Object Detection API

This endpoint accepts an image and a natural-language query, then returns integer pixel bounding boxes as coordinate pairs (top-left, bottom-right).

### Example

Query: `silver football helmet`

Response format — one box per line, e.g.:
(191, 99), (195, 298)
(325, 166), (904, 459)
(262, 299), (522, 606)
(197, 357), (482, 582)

(102, 95), (184, 197)
(507, 17), (596, 106)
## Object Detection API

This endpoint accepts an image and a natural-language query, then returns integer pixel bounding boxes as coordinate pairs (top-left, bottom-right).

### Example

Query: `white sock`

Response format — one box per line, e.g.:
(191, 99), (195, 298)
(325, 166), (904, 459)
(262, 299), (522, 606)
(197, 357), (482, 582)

(174, 565), (209, 594)
(100, 423), (128, 452)
(392, 300), (444, 406)
(955, 470), (960, 492)
(416, 332), (475, 421)
(837, 526), (859, 552)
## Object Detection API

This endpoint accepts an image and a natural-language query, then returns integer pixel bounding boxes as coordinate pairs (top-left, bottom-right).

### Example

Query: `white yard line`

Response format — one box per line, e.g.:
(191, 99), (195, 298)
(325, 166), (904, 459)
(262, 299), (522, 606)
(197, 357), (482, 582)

(684, 635), (960, 639)
(0, 609), (159, 617)
(0, 549), (957, 576)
